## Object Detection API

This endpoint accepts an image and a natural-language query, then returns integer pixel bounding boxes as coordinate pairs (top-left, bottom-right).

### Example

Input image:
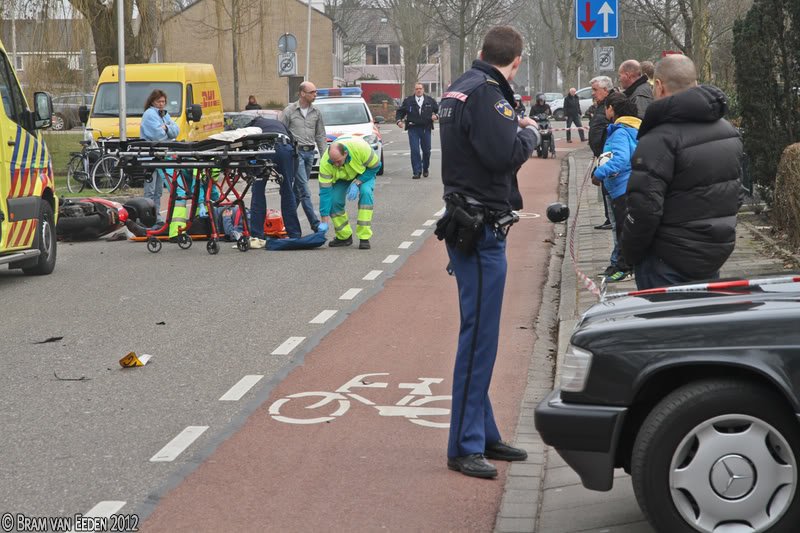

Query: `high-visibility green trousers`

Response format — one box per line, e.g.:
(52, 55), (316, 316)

(329, 179), (374, 241)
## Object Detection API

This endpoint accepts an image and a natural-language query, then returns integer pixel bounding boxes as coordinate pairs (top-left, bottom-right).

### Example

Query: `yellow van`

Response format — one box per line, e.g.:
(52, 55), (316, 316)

(84, 63), (224, 141)
(0, 39), (58, 275)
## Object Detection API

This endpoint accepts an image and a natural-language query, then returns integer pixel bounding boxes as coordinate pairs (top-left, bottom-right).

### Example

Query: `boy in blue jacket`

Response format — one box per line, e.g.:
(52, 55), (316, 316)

(592, 91), (641, 282)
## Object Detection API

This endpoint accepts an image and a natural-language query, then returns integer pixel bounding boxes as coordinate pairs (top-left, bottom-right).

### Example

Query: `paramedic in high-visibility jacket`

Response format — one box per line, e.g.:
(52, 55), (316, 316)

(437, 25), (537, 479)
(318, 136), (382, 250)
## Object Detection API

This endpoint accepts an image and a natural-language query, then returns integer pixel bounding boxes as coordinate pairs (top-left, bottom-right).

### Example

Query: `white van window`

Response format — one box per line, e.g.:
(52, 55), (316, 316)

(92, 82), (182, 117)
(0, 51), (27, 126)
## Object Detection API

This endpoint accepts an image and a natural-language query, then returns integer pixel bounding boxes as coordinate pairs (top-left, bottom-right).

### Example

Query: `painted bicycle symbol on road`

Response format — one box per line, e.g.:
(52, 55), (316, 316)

(268, 373), (451, 428)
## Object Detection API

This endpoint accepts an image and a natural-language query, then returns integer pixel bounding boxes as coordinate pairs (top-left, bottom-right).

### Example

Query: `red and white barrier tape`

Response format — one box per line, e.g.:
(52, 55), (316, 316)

(605, 275), (800, 300)
(551, 126), (590, 132)
(567, 162), (602, 299)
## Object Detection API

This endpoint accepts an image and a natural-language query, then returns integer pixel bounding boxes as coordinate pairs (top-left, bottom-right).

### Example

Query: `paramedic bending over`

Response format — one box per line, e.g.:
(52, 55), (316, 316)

(140, 89), (179, 227)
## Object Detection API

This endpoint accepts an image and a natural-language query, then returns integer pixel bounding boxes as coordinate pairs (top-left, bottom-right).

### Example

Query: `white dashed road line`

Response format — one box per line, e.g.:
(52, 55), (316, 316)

(272, 336), (306, 355)
(69, 501), (127, 533)
(423, 219), (436, 226)
(411, 229), (425, 237)
(150, 426), (209, 462)
(310, 309), (338, 324)
(339, 288), (363, 300)
(398, 241), (413, 249)
(363, 270), (383, 281)
(219, 375), (264, 401)
(383, 254), (399, 264)
(434, 206), (446, 216)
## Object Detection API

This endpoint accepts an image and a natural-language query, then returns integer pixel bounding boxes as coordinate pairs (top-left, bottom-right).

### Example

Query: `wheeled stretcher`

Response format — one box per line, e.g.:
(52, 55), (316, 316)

(113, 132), (291, 254)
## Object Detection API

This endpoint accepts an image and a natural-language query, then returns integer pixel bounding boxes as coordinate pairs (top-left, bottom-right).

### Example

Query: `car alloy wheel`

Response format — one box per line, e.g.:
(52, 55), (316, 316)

(631, 379), (800, 533)
(51, 114), (65, 131)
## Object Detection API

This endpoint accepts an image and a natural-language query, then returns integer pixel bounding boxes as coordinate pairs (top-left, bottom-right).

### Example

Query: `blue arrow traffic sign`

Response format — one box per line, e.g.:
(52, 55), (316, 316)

(575, 0), (618, 40)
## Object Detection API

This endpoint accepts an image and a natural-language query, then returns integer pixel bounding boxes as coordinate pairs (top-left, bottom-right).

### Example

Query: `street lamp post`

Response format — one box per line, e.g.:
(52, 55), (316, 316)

(305, 0), (312, 80)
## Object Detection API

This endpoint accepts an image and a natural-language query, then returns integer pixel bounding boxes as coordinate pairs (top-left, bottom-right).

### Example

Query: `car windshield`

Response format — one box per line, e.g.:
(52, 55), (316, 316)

(315, 101), (370, 126)
(91, 82), (182, 117)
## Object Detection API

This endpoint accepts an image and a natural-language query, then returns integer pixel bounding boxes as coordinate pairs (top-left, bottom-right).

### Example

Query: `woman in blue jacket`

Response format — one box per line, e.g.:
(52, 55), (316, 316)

(140, 90), (179, 227)
(592, 91), (641, 282)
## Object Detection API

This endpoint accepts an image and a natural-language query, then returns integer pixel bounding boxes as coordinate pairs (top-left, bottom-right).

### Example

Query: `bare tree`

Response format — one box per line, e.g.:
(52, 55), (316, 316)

(374, 0), (436, 95)
(431, 0), (515, 73)
(179, 0), (262, 110)
(537, 0), (588, 90)
(66, 0), (161, 75)
(626, 0), (752, 82)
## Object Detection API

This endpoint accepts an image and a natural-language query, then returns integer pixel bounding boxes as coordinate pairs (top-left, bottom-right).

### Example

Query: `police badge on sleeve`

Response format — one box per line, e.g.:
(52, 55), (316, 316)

(494, 100), (516, 120)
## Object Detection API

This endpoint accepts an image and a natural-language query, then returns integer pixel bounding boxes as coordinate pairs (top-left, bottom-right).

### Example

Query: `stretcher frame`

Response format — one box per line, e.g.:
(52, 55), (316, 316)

(113, 133), (291, 254)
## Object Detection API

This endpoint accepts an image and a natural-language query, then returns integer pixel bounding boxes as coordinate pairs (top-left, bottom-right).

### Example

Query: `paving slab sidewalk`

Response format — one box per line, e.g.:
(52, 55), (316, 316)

(495, 147), (799, 533)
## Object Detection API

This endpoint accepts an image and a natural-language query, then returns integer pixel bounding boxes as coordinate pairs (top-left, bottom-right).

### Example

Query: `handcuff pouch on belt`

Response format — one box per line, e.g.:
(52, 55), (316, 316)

(435, 194), (484, 254)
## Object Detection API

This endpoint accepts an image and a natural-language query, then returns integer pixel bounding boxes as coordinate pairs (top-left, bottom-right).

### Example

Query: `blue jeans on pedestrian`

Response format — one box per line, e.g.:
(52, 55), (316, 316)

(143, 169), (165, 225)
(250, 143), (302, 239)
(446, 225), (506, 458)
(294, 149), (321, 231)
(407, 126), (432, 176)
(634, 253), (720, 290)
(605, 191), (620, 267)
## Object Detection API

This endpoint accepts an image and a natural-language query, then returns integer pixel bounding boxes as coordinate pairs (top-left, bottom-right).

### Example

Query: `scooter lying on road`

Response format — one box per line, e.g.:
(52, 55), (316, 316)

(56, 197), (156, 241)
(533, 113), (556, 159)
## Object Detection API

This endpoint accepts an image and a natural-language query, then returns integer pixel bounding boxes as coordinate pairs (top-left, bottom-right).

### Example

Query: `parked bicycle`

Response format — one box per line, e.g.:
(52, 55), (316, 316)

(91, 151), (159, 195)
(65, 129), (117, 194)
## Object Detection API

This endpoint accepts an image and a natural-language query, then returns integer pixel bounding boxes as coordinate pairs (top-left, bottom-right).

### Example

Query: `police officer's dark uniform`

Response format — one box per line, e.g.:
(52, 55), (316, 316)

(436, 58), (536, 478)
(396, 92), (439, 178)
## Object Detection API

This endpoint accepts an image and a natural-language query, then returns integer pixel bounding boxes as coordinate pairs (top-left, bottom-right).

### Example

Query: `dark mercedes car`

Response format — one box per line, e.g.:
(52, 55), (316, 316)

(535, 276), (800, 533)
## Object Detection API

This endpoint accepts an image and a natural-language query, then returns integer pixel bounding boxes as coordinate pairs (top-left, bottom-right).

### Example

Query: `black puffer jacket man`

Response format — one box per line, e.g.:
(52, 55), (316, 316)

(623, 55), (743, 290)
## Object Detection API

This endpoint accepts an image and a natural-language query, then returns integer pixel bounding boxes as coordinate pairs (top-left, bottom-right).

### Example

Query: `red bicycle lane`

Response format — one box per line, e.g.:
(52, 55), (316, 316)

(140, 154), (562, 532)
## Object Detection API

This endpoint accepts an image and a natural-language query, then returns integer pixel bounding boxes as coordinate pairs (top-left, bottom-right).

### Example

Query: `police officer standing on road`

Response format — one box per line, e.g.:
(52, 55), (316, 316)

(436, 25), (537, 479)
(396, 83), (439, 179)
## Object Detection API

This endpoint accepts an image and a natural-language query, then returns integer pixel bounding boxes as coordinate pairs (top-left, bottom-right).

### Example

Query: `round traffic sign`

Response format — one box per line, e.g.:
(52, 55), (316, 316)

(278, 33), (297, 53)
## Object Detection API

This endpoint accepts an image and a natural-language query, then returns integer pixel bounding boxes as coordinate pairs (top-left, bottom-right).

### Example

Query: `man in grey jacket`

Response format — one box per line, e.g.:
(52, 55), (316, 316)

(619, 60), (653, 119)
(282, 82), (326, 233)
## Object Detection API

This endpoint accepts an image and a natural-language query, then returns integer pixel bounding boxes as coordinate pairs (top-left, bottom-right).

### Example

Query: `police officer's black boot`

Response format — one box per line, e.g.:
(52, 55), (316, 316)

(359, 239), (371, 250)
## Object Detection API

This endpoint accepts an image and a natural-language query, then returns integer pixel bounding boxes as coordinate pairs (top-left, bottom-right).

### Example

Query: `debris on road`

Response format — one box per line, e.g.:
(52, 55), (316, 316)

(119, 352), (153, 368)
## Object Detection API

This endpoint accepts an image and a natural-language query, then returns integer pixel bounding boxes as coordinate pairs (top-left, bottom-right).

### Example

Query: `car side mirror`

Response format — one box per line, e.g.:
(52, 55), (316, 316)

(187, 104), (202, 122)
(78, 105), (89, 125)
(374, 116), (385, 124)
(33, 92), (53, 129)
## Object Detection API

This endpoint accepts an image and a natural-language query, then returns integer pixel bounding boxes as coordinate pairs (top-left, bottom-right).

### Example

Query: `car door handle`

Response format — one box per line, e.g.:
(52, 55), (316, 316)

(7, 140), (14, 146)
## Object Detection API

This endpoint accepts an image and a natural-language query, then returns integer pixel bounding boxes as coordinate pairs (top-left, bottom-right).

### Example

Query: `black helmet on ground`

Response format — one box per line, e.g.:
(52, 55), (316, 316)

(546, 202), (570, 223)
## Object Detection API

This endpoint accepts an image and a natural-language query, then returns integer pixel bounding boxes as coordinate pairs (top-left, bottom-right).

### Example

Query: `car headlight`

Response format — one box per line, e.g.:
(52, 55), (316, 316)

(559, 344), (593, 392)
(363, 134), (378, 145)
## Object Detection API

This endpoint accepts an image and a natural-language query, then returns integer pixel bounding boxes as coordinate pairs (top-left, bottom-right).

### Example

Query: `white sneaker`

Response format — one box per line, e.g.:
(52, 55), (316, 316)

(249, 237), (266, 249)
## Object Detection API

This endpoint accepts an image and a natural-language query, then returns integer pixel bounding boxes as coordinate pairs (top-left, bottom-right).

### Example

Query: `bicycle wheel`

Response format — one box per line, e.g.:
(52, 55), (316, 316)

(65, 154), (87, 193)
(91, 154), (124, 194)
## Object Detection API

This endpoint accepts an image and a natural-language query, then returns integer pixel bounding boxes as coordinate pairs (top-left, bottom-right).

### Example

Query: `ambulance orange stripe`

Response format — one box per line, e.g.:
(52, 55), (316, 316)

(28, 169), (39, 196)
(25, 169), (35, 197)
(12, 220), (30, 247)
(10, 169), (21, 198)
(6, 221), (17, 245)
(19, 219), (37, 247)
